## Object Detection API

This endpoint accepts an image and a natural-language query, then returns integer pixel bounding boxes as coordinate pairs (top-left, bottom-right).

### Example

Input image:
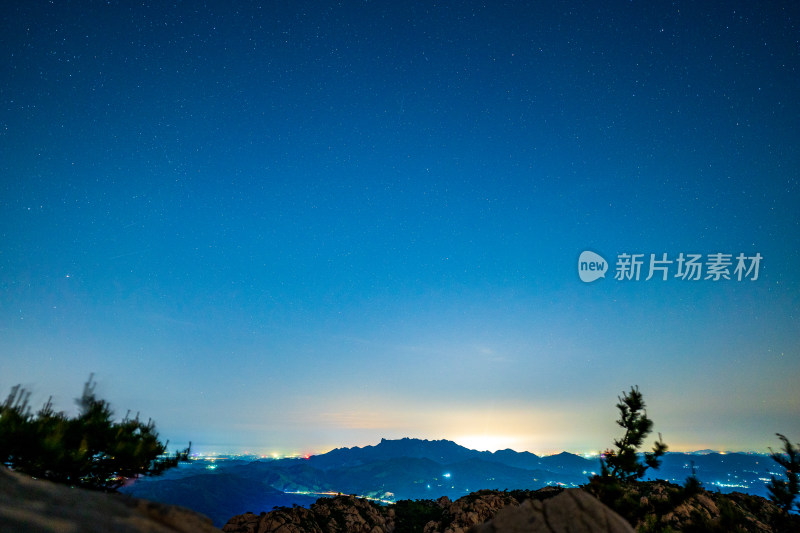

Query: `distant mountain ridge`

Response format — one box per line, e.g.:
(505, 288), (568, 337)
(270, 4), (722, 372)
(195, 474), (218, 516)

(305, 437), (554, 470)
(121, 437), (776, 527)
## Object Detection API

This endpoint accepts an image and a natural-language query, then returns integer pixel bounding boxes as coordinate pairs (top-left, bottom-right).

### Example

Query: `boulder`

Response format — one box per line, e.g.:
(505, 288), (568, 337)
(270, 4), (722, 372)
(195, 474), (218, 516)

(471, 489), (634, 533)
(0, 466), (222, 533)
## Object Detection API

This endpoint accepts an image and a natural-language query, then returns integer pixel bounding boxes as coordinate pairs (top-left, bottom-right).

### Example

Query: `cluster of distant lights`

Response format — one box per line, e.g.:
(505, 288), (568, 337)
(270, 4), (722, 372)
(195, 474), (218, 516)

(191, 452), (312, 460)
(286, 490), (395, 505)
(192, 450), (760, 461)
(710, 481), (750, 489)
(192, 450), (620, 460)
(190, 451), (781, 491)
(190, 451), (313, 470)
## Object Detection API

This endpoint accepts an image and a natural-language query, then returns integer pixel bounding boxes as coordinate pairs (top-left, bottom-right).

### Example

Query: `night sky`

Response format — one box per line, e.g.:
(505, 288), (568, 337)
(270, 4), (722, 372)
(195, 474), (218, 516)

(2, 1), (798, 456)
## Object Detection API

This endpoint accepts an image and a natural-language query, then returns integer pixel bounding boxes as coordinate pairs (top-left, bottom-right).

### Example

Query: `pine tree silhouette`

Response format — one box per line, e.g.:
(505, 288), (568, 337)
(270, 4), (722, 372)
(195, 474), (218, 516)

(600, 385), (667, 481)
(0, 374), (189, 491)
(767, 433), (799, 514)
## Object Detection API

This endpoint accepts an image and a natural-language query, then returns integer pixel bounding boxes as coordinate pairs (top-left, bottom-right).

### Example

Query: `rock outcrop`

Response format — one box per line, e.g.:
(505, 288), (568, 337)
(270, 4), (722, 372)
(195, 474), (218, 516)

(223, 494), (393, 533)
(583, 479), (800, 532)
(0, 466), (222, 533)
(471, 489), (634, 533)
(222, 487), (627, 533)
(427, 489), (553, 533)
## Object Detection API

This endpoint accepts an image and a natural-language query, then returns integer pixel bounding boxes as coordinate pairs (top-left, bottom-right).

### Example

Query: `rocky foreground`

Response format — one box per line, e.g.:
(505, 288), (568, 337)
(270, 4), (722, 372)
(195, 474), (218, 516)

(222, 487), (630, 533)
(2, 465), (798, 533)
(223, 481), (800, 533)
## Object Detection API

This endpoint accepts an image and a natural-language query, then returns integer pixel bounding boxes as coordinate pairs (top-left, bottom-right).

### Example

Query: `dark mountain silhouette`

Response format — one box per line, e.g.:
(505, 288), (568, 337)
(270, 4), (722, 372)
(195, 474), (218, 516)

(122, 471), (317, 527)
(307, 437), (488, 469)
(651, 451), (771, 491)
(488, 448), (543, 470)
(540, 451), (599, 472)
(325, 456), (445, 497)
(307, 436), (562, 472)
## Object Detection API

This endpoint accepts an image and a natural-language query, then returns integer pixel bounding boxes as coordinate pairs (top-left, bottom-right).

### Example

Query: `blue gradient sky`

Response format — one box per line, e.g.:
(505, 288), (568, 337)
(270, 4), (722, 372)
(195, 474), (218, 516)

(1, 1), (798, 455)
